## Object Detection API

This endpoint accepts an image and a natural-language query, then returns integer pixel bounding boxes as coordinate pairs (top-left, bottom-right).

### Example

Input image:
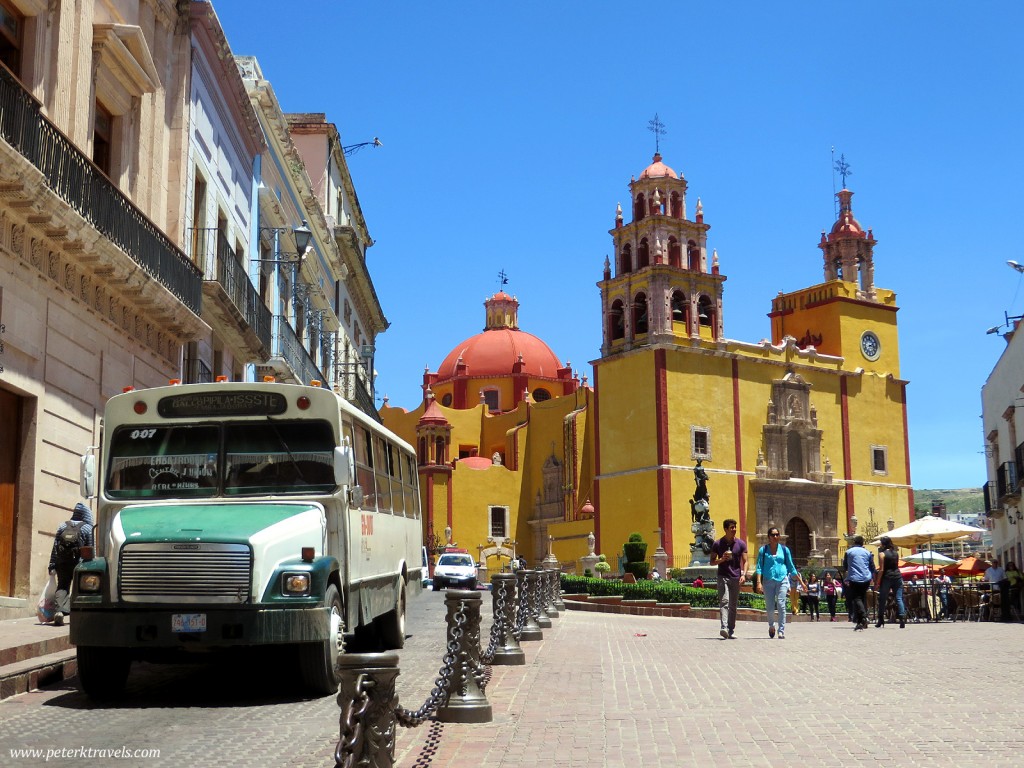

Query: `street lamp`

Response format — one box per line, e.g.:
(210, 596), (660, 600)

(252, 220), (313, 264)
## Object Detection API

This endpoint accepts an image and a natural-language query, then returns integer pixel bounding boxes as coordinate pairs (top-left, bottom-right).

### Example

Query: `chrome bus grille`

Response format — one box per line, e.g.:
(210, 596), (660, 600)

(119, 542), (253, 604)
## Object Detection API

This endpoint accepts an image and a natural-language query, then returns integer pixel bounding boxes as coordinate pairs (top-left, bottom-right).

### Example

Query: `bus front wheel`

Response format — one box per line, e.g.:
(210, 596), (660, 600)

(77, 646), (130, 700)
(299, 583), (343, 695)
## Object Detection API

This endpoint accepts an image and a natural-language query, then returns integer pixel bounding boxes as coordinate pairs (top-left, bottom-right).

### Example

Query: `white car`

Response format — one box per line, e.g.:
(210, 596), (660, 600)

(432, 553), (478, 590)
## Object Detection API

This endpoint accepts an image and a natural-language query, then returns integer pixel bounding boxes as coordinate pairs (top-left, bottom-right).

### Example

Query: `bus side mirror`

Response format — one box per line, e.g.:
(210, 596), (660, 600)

(80, 453), (96, 498)
(333, 445), (354, 486)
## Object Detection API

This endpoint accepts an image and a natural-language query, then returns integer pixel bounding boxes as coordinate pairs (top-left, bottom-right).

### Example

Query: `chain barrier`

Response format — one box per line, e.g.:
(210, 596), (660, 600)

(334, 673), (372, 768)
(512, 570), (528, 639)
(479, 576), (507, 664)
(394, 601), (467, 727)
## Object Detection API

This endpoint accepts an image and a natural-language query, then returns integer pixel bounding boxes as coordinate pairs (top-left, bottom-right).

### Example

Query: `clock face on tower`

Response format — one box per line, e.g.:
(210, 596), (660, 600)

(860, 331), (881, 361)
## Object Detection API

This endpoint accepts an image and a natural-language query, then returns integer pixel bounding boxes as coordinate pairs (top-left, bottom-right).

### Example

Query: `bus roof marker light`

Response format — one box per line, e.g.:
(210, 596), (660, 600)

(297, 396), (311, 410)
(309, 379), (322, 388)
(122, 386), (135, 393)
(133, 400), (148, 415)
(301, 547), (315, 563)
(169, 378), (181, 385)
(263, 375), (275, 383)
(215, 375), (228, 382)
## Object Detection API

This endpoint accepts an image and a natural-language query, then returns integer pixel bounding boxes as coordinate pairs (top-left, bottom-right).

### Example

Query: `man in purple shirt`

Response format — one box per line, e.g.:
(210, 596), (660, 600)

(710, 519), (748, 639)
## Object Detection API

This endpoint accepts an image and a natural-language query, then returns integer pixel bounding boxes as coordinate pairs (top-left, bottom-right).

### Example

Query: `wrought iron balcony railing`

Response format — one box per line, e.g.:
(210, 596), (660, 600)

(183, 356), (213, 384)
(0, 63), (202, 313)
(997, 461), (1018, 500)
(190, 228), (271, 351)
(336, 362), (382, 423)
(270, 315), (325, 387)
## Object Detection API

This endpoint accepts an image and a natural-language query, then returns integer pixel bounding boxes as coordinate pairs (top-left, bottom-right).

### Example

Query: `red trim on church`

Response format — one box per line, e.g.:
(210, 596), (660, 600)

(655, 350), (672, 556)
(593, 366), (602, 555)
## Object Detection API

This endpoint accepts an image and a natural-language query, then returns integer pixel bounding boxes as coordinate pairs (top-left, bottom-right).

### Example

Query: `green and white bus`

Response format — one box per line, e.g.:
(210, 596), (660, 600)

(72, 380), (423, 698)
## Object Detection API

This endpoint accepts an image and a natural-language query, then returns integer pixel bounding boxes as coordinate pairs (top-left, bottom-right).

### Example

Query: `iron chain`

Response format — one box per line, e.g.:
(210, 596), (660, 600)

(394, 601), (467, 727)
(335, 673), (373, 768)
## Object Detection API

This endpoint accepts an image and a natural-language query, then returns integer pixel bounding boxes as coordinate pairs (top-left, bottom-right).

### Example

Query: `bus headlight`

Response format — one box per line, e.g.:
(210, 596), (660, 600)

(78, 573), (102, 594)
(282, 573), (311, 595)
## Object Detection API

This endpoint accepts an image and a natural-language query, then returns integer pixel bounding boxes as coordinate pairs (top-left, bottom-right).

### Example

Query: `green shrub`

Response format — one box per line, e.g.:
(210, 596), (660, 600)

(584, 569), (593, 578)
(624, 561), (650, 579)
(593, 560), (611, 573)
(627, 532), (644, 543)
(623, 532), (648, 565)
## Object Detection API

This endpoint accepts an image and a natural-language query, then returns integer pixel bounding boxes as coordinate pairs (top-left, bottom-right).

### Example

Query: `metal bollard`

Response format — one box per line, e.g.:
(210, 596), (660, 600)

(435, 589), (492, 723)
(527, 569), (552, 628)
(335, 652), (400, 768)
(541, 569), (561, 617)
(488, 573), (525, 665)
(515, 569), (543, 641)
(552, 569), (566, 611)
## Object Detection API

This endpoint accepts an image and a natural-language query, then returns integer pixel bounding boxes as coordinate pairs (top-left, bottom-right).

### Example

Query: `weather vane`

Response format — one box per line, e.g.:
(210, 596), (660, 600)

(497, 269), (509, 290)
(833, 152), (852, 188)
(647, 113), (667, 155)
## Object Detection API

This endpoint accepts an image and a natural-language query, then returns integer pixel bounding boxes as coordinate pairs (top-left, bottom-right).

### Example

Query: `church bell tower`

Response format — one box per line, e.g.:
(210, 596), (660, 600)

(599, 152), (726, 356)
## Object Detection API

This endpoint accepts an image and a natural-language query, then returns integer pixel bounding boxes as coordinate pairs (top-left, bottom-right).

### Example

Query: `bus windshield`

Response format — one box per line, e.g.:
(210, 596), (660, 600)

(106, 420), (336, 499)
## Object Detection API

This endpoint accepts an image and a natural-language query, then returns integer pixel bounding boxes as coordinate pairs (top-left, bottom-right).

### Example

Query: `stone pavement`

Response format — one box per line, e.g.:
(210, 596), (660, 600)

(393, 608), (1024, 768)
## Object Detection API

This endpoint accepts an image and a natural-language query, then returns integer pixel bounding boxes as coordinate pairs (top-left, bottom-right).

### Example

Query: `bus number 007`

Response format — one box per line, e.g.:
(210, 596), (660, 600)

(129, 429), (158, 439)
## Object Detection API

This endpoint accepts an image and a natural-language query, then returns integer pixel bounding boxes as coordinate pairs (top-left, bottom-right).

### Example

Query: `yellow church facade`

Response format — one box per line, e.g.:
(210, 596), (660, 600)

(381, 154), (913, 575)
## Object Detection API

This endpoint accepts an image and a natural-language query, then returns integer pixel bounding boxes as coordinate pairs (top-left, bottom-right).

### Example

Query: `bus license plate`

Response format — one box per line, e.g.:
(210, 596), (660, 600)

(171, 613), (207, 633)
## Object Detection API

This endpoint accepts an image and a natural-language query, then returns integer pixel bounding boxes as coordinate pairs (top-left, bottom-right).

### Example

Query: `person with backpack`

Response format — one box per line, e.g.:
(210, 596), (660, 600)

(753, 526), (806, 640)
(47, 502), (94, 626)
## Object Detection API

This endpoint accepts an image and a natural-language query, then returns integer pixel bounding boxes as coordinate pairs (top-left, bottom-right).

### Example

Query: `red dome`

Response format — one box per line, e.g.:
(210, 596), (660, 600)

(639, 153), (678, 180)
(436, 328), (563, 381)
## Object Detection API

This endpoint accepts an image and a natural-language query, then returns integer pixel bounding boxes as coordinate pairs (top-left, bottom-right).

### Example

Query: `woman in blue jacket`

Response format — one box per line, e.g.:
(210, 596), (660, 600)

(754, 526), (806, 640)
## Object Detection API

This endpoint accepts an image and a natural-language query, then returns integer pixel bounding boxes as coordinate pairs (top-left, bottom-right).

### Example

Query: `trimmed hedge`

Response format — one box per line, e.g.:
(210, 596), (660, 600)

(559, 574), (849, 613)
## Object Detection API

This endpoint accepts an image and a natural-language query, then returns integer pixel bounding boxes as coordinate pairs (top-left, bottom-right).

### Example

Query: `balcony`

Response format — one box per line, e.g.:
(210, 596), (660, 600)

(336, 362), (382, 423)
(183, 356), (213, 384)
(997, 461), (1018, 501)
(263, 315), (325, 387)
(191, 228), (272, 359)
(0, 63), (203, 331)
(984, 481), (999, 516)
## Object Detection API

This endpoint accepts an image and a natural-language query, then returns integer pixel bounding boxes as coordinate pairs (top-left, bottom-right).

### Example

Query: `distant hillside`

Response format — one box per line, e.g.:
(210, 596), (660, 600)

(913, 488), (984, 515)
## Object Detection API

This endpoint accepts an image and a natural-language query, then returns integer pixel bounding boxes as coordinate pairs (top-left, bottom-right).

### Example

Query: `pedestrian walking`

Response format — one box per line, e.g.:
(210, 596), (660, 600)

(48, 502), (94, 626)
(753, 527), (805, 639)
(805, 572), (821, 620)
(709, 518), (747, 639)
(842, 535), (876, 630)
(874, 535), (906, 629)
(823, 571), (840, 621)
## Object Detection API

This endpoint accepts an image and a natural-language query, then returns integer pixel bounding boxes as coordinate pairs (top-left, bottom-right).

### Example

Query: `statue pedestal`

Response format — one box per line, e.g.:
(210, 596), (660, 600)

(680, 564), (718, 585)
(688, 519), (716, 567)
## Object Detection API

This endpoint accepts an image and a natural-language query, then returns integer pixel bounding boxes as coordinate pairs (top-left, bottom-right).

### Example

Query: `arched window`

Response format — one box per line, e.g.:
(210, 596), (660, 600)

(532, 388), (551, 402)
(668, 237), (681, 268)
(670, 191), (682, 218)
(637, 239), (650, 269)
(698, 295), (715, 331)
(620, 244), (633, 275)
(418, 437), (427, 465)
(671, 290), (688, 327)
(687, 241), (700, 271)
(634, 193), (646, 221)
(609, 299), (625, 340)
(434, 436), (445, 465)
(441, 393), (453, 407)
(633, 293), (648, 335)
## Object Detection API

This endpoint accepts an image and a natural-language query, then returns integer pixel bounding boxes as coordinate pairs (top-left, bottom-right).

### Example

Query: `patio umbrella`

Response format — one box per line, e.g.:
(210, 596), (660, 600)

(902, 551), (958, 567)
(952, 556), (989, 575)
(872, 518), (986, 615)
(899, 564), (929, 579)
(871, 516), (986, 548)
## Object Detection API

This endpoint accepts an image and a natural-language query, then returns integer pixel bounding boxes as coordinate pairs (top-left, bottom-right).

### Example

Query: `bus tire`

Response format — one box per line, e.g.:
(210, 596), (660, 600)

(77, 646), (130, 700)
(299, 583), (344, 695)
(378, 578), (407, 649)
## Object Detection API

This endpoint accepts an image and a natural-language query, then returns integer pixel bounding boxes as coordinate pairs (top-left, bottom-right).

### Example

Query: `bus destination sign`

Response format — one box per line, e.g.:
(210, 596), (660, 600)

(157, 391), (288, 418)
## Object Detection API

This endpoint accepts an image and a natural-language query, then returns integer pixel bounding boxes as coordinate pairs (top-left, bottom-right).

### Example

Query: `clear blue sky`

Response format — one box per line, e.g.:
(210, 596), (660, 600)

(214, 1), (1024, 491)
